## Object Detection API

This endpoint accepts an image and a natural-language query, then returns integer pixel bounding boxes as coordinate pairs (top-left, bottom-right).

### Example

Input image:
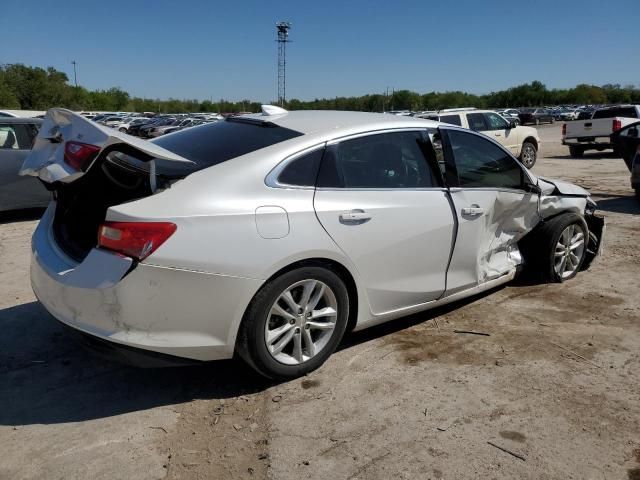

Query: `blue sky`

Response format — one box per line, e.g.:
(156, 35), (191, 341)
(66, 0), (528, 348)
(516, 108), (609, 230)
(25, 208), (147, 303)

(3, 0), (638, 102)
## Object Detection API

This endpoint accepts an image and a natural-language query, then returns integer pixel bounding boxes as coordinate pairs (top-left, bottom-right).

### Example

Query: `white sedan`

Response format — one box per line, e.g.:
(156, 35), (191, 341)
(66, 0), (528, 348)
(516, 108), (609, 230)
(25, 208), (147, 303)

(21, 107), (604, 378)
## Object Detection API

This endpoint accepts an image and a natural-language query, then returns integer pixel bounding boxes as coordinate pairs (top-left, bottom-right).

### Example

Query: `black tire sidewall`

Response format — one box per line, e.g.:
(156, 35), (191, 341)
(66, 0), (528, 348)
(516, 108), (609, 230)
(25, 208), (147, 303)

(540, 214), (589, 282)
(238, 267), (349, 379)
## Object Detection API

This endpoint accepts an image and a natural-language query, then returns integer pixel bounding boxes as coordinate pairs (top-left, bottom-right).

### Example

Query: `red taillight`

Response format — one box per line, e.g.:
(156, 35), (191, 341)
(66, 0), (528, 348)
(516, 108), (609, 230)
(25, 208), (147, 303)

(64, 141), (100, 171)
(613, 119), (622, 132)
(98, 222), (177, 261)
(562, 123), (566, 136)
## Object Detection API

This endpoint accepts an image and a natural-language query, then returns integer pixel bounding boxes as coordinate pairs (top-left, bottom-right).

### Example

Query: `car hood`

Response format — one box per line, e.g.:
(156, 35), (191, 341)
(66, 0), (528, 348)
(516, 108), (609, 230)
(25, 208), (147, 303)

(538, 177), (589, 196)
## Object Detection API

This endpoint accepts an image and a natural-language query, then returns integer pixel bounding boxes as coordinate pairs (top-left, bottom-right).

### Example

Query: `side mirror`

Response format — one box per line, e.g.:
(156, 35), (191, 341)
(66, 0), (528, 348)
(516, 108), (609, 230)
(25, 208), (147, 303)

(524, 182), (542, 195)
(508, 120), (517, 129)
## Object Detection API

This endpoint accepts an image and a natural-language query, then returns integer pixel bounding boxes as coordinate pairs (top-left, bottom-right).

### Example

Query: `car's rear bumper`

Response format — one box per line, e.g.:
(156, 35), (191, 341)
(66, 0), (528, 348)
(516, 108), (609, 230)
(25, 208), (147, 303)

(30, 204), (263, 362)
(562, 137), (612, 147)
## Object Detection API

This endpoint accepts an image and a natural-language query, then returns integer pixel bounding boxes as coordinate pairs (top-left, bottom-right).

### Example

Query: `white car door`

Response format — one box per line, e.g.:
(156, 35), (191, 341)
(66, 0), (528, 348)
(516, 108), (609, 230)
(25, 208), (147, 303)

(313, 130), (455, 315)
(440, 128), (539, 293)
(484, 112), (521, 156)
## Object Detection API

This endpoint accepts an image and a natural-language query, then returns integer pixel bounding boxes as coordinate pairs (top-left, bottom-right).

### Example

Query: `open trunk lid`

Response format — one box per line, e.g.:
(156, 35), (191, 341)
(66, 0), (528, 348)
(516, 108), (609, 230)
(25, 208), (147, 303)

(20, 108), (194, 184)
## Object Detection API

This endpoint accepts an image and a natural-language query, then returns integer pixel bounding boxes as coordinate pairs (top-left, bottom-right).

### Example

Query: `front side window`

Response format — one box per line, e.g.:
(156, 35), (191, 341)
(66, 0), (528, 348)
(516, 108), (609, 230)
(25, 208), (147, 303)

(466, 113), (489, 132)
(485, 112), (509, 130)
(318, 131), (437, 188)
(445, 129), (524, 190)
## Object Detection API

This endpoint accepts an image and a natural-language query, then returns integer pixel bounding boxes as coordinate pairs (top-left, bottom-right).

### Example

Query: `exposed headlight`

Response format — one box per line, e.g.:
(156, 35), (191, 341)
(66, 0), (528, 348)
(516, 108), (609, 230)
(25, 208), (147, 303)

(585, 198), (597, 215)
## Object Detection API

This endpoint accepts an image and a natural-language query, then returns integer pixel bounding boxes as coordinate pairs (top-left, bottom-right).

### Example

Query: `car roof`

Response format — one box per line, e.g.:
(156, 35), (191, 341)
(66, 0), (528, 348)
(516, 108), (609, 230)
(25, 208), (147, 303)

(238, 110), (440, 136)
(0, 117), (44, 125)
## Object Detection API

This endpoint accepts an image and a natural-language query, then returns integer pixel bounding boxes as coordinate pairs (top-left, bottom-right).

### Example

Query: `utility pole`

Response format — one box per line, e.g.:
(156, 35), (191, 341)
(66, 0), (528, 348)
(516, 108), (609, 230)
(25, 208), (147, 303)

(71, 61), (78, 88)
(276, 22), (292, 107)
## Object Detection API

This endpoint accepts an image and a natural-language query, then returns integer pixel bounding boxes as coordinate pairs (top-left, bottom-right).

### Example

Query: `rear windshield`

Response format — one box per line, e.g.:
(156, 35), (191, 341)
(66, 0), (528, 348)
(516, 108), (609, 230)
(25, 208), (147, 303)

(592, 107), (638, 119)
(149, 119), (303, 175)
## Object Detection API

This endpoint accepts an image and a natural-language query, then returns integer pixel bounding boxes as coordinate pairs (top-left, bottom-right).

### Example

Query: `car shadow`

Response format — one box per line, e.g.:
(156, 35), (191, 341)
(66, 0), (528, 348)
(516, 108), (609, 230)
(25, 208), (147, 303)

(545, 151), (621, 161)
(0, 207), (45, 225)
(589, 193), (640, 214)
(1, 282), (518, 426)
(0, 301), (275, 426)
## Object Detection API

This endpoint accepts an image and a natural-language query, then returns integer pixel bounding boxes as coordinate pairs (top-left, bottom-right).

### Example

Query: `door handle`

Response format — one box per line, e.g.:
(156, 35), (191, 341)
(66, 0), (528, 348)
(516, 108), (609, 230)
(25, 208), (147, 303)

(339, 210), (371, 225)
(461, 204), (484, 216)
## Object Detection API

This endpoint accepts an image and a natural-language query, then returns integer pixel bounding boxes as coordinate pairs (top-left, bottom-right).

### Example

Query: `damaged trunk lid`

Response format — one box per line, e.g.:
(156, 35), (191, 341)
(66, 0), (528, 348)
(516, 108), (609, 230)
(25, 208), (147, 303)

(20, 108), (194, 184)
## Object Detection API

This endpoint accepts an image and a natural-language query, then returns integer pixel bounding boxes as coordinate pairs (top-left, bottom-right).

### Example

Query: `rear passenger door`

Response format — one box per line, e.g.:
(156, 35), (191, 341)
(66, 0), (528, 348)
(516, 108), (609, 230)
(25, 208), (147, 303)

(440, 128), (538, 293)
(313, 130), (455, 314)
(0, 122), (50, 210)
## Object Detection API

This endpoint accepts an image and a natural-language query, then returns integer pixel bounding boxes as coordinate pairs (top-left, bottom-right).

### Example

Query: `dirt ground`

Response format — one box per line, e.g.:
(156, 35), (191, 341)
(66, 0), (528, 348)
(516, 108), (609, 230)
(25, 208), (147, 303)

(1, 123), (638, 480)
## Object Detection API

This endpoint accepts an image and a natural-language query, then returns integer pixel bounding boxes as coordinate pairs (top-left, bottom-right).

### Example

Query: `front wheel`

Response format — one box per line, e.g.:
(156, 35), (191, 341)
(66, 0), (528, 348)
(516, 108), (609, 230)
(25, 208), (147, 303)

(523, 213), (588, 283)
(236, 266), (349, 379)
(520, 142), (537, 169)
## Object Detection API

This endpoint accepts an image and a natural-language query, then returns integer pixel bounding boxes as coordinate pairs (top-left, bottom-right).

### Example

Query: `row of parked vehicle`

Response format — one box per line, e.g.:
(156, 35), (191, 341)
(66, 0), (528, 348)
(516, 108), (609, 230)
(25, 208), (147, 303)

(88, 112), (224, 138)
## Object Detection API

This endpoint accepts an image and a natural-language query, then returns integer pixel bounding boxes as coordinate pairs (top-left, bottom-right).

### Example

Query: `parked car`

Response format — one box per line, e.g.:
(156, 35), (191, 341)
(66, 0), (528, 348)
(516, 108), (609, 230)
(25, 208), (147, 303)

(495, 109), (521, 125)
(518, 108), (555, 125)
(432, 109), (541, 168)
(576, 109), (594, 120)
(20, 107), (604, 378)
(610, 120), (640, 199)
(147, 118), (194, 138)
(138, 117), (177, 138)
(563, 105), (640, 157)
(0, 117), (50, 211)
(114, 117), (150, 134)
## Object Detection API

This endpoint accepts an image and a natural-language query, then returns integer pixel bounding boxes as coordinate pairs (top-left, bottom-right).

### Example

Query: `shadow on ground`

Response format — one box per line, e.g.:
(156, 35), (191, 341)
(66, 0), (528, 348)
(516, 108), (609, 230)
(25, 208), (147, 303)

(589, 193), (640, 214)
(0, 282), (512, 427)
(0, 208), (45, 225)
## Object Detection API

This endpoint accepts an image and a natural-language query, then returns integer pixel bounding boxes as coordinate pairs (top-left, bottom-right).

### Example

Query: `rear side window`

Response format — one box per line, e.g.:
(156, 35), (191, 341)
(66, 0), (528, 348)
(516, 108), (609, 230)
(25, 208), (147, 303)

(152, 119), (304, 174)
(277, 148), (324, 187)
(318, 131), (438, 189)
(593, 107), (638, 119)
(466, 113), (489, 131)
(439, 114), (462, 126)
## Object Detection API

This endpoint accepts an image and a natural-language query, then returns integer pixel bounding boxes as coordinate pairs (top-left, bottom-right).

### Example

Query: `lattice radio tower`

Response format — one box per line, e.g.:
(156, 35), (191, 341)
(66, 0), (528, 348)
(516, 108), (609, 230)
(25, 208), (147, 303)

(276, 22), (291, 107)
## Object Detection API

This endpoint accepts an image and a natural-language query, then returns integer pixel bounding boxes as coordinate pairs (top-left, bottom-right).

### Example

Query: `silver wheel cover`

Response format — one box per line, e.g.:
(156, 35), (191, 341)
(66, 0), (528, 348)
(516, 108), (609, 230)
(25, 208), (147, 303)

(264, 279), (338, 365)
(554, 224), (586, 279)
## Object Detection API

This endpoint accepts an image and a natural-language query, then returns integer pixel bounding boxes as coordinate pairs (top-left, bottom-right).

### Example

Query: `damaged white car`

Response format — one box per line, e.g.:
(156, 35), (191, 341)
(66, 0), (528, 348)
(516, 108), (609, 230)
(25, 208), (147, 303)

(22, 107), (604, 379)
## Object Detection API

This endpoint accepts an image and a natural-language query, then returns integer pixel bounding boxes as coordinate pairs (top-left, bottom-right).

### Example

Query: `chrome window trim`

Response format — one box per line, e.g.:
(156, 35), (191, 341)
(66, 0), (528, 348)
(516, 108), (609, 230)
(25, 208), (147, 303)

(315, 187), (449, 192)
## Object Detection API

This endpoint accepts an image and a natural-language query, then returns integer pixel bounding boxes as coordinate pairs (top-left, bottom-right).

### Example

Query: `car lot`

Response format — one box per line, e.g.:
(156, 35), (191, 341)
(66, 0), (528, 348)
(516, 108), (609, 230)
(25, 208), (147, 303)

(1, 123), (639, 479)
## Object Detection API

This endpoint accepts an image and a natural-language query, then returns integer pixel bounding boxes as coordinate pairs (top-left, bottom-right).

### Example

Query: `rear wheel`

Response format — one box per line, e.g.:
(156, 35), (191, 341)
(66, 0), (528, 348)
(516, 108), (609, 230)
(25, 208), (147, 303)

(569, 146), (584, 158)
(522, 213), (588, 283)
(236, 267), (349, 379)
(519, 142), (537, 169)
(635, 188), (640, 201)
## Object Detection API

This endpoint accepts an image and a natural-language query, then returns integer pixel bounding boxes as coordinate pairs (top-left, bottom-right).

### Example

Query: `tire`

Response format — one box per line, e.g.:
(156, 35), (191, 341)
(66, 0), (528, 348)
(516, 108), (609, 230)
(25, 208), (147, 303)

(550, 117), (555, 124)
(569, 146), (584, 158)
(535, 118), (540, 125)
(522, 213), (589, 283)
(519, 141), (537, 169)
(118, 127), (127, 133)
(236, 266), (349, 379)
(635, 188), (640, 201)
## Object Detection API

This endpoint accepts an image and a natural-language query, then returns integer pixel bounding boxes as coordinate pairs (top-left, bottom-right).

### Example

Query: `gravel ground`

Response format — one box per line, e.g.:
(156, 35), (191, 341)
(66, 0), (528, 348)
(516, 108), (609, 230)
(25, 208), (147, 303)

(1, 123), (638, 480)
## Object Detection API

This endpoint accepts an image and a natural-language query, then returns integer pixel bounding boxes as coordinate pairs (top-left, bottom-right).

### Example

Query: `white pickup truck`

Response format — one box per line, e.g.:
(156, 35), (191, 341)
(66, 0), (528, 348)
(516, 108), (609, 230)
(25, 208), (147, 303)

(562, 105), (640, 157)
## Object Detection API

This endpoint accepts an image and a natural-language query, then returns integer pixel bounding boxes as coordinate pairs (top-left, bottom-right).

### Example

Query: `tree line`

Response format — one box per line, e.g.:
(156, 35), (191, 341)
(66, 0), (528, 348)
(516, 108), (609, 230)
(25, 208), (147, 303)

(1, 64), (639, 114)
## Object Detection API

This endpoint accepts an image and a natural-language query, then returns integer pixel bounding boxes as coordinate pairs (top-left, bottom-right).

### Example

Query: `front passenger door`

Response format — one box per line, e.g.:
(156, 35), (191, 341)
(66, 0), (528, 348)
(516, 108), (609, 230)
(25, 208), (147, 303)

(484, 112), (519, 156)
(441, 128), (539, 293)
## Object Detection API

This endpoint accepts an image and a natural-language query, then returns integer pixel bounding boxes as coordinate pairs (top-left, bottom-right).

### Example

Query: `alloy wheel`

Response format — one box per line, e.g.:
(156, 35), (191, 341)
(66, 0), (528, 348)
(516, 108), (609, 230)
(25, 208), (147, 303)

(554, 224), (586, 279)
(264, 279), (338, 365)
(521, 145), (536, 168)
